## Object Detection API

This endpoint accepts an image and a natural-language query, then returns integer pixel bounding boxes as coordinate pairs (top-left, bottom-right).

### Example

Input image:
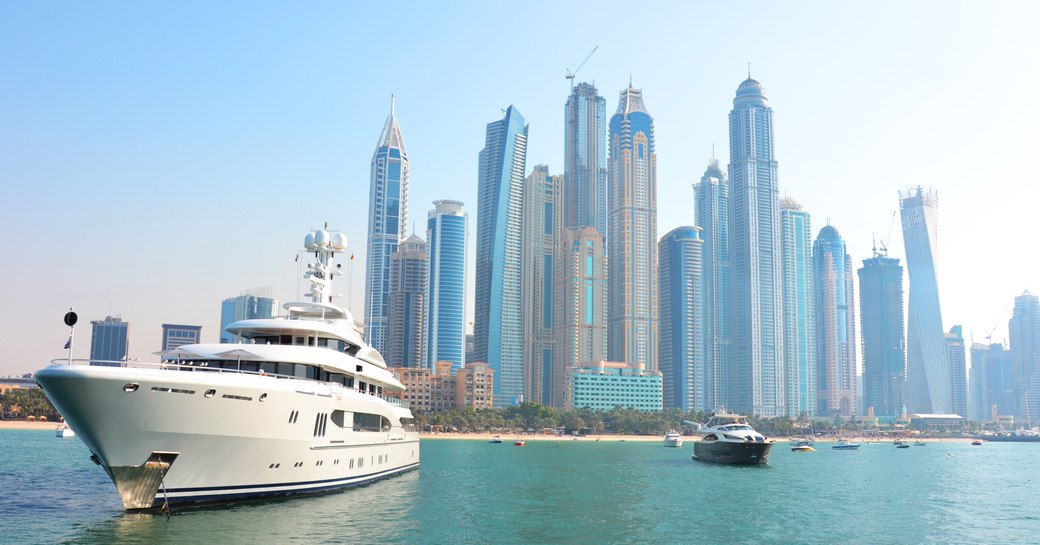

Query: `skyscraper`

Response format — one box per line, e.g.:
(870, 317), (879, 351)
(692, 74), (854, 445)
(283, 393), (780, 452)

(608, 84), (658, 371)
(564, 82), (607, 235)
(554, 226), (607, 408)
(364, 97), (409, 355)
(386, 234), (427, 368)
(694, 158), (730, 411)
(659, 226), (705, 412)
(474, 106), (528, 406)
(968, 342), (1013, 422)
(899, 187), (950, 413)
(858, 253), (906, 417)
(728, 76), (784, 417)
(814, 225), (857, 417)
(220, 292), (277, 343)
(780, 198), (816, 417)
(1009, 291), (1040, 424)
(161, 324), (201, 352)
(521, 165), (561, 404)
(945, 325), (967, 417)
(424, 200), (468, 370)
(90, 316), (128, 366)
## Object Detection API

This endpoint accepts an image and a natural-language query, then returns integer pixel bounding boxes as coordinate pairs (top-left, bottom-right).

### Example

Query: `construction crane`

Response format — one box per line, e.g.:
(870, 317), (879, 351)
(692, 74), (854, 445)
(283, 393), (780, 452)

(876, 210), (897, 257)
(984, 303), (1010, 345)
(565, 46), (599, 89)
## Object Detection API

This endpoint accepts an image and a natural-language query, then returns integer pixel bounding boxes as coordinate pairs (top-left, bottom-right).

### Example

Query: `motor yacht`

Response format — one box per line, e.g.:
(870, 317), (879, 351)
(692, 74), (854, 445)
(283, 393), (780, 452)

(692, 412), (773, 465)
(663, 430), (683, 448)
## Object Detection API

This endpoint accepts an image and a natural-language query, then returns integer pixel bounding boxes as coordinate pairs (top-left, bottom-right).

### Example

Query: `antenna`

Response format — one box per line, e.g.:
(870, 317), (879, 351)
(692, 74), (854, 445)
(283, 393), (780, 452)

(565, 46), (599, 89)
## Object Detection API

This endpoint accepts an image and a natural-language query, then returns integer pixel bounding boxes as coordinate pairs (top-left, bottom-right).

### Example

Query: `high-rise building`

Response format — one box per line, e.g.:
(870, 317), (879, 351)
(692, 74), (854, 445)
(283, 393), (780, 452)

(899, 187), (950, 413)
(90, 316), (128, 366)
(728, 76), (784, 417)
(564, 82), (608, 235)
(814, 225), (857, 417)
(780, 198), (816, 417)
(161, 324), (201, 352)
(554, 227), (608, 408)
(220, 292), (277, 343)
(474, 106), (528, 406)
(858, 254), (906, 417)
(658, 226), (705, 412)
(424, 200), (468, 370)
(945, 325), (967, 417)
(386, 234), (427, 368)
(968, 342), (1013, 422)
(521, 165), (561, 404)
(694, 158), (730, 411)
(1009, 291), (1040, 424)
(364, 97), (409, 355)
(607, 84), (658, 372)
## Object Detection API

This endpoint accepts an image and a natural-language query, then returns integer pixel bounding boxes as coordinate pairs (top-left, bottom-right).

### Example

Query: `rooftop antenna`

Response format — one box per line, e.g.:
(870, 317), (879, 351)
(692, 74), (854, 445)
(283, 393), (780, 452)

(390, 94), (395, 116)
(748, 61), (751, 78)
(565, 45), (598, 89)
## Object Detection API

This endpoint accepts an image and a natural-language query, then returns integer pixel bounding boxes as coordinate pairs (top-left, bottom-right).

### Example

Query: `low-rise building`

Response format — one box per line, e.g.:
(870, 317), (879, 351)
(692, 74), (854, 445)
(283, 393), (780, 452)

(568, 361), (663, 412)
(391, 361), (494, 412)
(909, 413), (965, 433)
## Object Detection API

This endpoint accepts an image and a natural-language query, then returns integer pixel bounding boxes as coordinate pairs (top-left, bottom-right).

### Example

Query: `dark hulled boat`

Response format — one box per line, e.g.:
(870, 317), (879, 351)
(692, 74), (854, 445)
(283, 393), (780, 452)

(692, 412), (774, 465)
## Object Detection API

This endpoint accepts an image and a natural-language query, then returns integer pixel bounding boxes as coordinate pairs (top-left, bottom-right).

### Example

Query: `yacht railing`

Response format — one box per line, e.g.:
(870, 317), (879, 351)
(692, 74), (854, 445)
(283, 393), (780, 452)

(48, 358), (410, 408)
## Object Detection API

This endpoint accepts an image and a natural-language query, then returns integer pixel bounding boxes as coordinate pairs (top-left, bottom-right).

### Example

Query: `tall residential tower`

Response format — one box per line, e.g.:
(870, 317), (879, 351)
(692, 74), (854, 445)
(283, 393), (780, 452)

(424, 200), (468, 370)
(858, 253), (905, 417)
(386, 234), (427, 368)
(780, 198), (815, 417)
(564, 82), (608, 235)
(814, 225), (857, 417)
(659, 226), (706, 412)
(521, 165), (562, 404)
(694, 159), (730, 411)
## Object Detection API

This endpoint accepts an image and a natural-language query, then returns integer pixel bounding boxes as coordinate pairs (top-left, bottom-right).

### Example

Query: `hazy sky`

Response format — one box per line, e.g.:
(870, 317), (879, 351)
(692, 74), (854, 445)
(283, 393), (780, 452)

(4, 1), (1039, 376)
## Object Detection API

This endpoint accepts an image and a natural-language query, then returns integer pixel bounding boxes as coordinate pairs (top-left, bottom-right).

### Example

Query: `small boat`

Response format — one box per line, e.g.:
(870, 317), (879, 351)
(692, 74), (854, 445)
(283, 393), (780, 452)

(913, 440), (926, 446)
(832, 439), (860, 450)
(514, 438), (525, 447)
(692, 412), (774, 465)
(663, 430), (683, 448)
(971, 439), (983, 446)
(55, 423), (75, 438)
(894, 440), (910, 448)
(489, 436), (503, 444)
(791, 440), (815, 452)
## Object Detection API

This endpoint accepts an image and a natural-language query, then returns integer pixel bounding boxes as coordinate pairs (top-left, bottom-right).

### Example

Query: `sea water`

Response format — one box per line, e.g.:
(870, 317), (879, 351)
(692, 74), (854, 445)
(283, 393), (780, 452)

(2, 430), (1039, 544)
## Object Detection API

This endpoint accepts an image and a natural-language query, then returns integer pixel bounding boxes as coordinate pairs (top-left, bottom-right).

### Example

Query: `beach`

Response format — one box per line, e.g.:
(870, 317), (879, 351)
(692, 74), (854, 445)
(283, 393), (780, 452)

(0, 420), (60, 431)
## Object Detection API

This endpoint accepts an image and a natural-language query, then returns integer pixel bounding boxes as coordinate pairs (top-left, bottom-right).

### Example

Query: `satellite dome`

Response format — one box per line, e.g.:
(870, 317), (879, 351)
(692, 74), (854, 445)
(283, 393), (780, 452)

(314, 229), (329, 247)
(331, 232), (348, 251)
(304, 232), (316, 250)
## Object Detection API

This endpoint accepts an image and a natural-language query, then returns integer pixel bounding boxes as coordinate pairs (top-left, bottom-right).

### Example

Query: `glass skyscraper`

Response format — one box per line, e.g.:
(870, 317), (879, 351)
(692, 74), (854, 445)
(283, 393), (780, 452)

(858, 254), (906, 417)
(474, 106), (528, 406)
(608, 84), (658, 371)
(386, 234), (426, 368)
(161, 324), (201, 352)
(780, 198), (816, 417)
(968, 342), (1013, 422)
(728, 77), (784, 417)
(694, 158), (730, 411)
(564, 82), (607, 235)
(424, 200), (468, 370)
(1009, 291), (1040, 424)
(659, 226), (705, 412)
(899, 187), (950, 413)
(814, 225), (857, 417)
(364, 97), (408, 355)
(945, 325), (967, 417)
(220, 293), (276, 343)
(521, 165), (561, 404)
(90, 315), (128, 366)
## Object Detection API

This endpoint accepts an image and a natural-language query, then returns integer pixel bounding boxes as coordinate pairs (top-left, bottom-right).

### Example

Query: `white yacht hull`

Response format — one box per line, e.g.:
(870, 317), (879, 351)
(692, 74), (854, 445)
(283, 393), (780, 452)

(36, 365), (419, 510)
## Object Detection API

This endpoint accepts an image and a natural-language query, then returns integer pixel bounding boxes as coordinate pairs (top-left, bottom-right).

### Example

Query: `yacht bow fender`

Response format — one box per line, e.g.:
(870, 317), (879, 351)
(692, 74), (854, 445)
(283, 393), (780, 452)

(107, 451), (179, 510)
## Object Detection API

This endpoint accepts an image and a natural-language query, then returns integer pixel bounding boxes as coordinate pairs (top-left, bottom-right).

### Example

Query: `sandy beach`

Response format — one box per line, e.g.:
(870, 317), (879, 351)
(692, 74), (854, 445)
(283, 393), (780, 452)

(0, 420), (62, 431)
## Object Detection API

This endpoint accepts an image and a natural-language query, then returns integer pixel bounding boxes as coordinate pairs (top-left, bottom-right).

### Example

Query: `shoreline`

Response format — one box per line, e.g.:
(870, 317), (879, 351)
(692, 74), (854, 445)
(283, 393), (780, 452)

(0, 420), (62, 431)
(418, 431), (977, 443)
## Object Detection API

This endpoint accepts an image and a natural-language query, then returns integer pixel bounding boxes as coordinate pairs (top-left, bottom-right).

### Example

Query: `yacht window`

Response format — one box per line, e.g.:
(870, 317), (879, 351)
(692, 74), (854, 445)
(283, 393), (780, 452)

(345, 344), (359, 356)
(295, 337), (305, 345)
(317, 338), (329, 347)
(276, 363), (294, 376)
(260, 362), (276, 374)
(345, 376), (354, 388)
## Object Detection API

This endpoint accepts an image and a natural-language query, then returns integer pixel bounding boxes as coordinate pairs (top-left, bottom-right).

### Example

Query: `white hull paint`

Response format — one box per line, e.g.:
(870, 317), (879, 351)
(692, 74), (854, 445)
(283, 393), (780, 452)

(37, 365), (419, 509)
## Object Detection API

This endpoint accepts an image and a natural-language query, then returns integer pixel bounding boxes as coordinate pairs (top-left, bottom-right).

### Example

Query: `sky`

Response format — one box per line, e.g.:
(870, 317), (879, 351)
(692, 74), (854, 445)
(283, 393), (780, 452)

(3, 1), (1039, 376)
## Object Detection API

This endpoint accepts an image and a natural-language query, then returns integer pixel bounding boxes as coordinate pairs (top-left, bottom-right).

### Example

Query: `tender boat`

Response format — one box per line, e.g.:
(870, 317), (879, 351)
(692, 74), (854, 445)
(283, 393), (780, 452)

(663, 430), (683, 448)
(831, 439), (861, 450)
(913, 440), (927, 446)
(791, 440), (815, 452)
(692, 412), (774, 465)
(489, 436), (503, 444)
(36, 226), (420, 510)
(894, 440), (910, 448)
(55, 423), (75, 438)
(971, 439), (983, 446)
(514, 438), (525, 447)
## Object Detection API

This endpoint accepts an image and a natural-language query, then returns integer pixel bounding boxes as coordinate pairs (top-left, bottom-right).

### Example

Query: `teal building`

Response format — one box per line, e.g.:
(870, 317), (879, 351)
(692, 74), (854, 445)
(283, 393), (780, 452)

(568, 362), (663, 412)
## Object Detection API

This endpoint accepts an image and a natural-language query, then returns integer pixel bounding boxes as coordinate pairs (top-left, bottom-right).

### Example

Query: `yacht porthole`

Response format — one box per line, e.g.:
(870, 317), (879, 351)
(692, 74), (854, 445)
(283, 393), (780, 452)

(123, 383), (139, 393)
(259, 393), (267, 402)
(204, 389), (216, 398)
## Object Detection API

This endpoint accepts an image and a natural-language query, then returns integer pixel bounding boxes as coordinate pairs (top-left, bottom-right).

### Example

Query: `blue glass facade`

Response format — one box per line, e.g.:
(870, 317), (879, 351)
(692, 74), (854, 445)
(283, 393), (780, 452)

(781, 199), (816, 417)
(858, 255), (905, 417)
(161, 324), (201, 352)
(564, 82), (607, 234)
(658, 226), (705, 412)
(694, 159), (729, 412)
(220, 294), (276, 344)
(475, 106), (528, 406)
(728, 77), (785, 417)
(425, 200), (467, 370)
(814, 225), (857, 417)
(365, 99), (408, 355)
(90, 316), (128, 366)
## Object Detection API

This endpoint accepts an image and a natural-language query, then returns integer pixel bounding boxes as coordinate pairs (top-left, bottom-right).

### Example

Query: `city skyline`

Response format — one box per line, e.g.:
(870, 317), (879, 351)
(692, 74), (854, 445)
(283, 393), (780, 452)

(5, 2), (1040, 377)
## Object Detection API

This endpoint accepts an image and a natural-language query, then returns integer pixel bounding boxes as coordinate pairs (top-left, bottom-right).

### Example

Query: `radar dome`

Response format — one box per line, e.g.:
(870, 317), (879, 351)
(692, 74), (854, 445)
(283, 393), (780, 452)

(331, 232), (348, 251)
(314, 229), (329, 247)
(304, 232), (316, 250)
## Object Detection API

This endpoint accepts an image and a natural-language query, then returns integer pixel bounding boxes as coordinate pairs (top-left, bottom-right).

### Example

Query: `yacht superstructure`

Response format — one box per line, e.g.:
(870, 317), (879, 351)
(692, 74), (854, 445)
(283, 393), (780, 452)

(36, 226), (419, 510)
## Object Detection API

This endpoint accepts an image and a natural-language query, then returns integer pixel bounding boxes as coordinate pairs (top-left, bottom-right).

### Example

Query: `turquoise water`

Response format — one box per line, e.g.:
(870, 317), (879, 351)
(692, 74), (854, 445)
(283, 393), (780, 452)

(2, 430), (1039, 544)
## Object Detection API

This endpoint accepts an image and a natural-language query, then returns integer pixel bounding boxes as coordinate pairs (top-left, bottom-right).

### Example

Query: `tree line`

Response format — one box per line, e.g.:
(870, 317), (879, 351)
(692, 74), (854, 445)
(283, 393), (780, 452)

(0, 387), (60, 421)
